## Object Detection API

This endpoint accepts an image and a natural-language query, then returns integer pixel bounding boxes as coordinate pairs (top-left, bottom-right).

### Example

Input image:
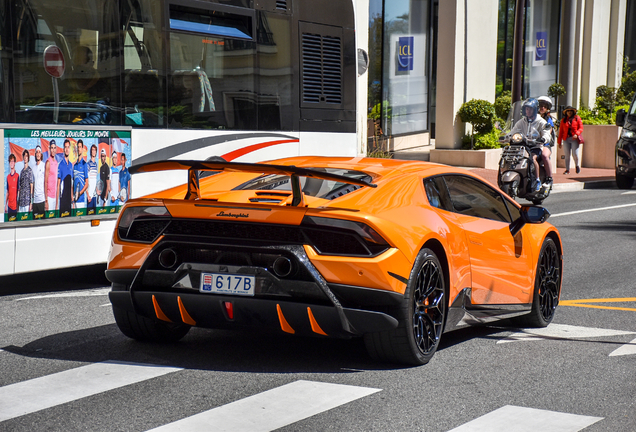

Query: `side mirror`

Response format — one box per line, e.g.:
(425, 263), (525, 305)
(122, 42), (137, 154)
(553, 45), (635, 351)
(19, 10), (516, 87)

(616, 109), (626, 127)
(509, 205), (551, 236)
(357, 48), (369, 77)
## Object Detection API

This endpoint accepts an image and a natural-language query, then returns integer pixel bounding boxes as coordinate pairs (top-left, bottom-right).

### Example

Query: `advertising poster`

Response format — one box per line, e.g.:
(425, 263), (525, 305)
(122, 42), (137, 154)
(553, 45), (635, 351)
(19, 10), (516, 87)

(3, 129), (131, 222)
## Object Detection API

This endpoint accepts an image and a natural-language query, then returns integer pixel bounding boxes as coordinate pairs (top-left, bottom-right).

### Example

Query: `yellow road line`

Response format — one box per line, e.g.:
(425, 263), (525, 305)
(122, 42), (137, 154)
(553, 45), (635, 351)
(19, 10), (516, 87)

(560, 298), (636, 312)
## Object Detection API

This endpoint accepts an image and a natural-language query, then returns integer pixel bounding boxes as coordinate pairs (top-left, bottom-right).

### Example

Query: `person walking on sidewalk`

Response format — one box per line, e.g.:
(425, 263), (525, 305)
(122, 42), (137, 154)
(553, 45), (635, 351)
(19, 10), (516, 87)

(557, 106), (584, 175)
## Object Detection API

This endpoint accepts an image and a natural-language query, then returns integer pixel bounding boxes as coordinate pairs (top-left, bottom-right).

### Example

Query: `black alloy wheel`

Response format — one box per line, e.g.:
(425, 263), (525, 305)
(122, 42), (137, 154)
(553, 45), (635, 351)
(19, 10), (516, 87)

(411, 254), (446, 357)
(515, 237), (561, 327)
(364, 248), (447, 365)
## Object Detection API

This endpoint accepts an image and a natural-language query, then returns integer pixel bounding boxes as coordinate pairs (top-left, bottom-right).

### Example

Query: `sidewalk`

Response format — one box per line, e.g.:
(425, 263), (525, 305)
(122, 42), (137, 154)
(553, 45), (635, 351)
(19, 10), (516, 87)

(390, 143), (616, 192)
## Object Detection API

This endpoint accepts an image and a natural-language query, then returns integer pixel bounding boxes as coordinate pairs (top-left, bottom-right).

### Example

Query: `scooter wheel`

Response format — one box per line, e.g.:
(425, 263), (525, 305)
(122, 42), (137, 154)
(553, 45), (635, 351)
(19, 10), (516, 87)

(501, 183), (514, 197)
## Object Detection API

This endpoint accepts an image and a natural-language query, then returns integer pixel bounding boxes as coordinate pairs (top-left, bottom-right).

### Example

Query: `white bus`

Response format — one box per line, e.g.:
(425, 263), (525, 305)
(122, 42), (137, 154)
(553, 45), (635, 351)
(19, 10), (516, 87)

(0, 0), (361, 275)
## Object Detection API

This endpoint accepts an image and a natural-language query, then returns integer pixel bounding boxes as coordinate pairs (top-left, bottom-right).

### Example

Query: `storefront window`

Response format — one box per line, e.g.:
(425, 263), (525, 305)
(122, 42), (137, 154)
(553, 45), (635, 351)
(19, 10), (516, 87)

(381, 0), (429, 136)
(367, 0), (430, 139)
(496, 0), (515, 96)
(523, 0), (560, 97)
(496, 0), (560, 99)
(625, 0), (636, 73)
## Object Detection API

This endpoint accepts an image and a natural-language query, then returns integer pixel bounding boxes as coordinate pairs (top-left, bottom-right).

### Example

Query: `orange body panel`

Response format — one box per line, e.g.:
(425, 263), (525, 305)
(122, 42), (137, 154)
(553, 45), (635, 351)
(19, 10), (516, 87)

(108, 241), (153, 269)
(305, 246), (411, 294)
(425, 210), (473, 305)
(164, 199), (308, 225)
(453, 214), (534, 304)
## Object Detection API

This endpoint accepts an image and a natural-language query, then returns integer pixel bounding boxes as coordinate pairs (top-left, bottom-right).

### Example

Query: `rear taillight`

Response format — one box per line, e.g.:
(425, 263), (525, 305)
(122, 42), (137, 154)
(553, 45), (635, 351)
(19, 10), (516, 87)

(301, 216), (390, 256)
(118, 206), (171, 243)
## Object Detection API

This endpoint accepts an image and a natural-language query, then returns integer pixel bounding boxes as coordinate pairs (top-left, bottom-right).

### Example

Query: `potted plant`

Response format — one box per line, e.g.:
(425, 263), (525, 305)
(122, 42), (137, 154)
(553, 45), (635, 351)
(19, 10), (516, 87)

(548, 83), (566, 115)
(430, 99), (502, 169)
(457, 99), (498, 150)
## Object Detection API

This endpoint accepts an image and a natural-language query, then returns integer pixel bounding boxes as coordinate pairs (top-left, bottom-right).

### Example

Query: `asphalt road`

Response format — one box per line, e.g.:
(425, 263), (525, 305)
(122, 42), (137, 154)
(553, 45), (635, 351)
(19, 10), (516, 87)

(1, 187), (635, 432)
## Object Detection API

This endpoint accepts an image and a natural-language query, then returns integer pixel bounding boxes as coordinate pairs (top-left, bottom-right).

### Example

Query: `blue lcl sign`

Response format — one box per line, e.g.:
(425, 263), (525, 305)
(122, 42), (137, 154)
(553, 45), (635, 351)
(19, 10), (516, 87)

(536, 31), (547, 61)
(397, 36), (414, 71)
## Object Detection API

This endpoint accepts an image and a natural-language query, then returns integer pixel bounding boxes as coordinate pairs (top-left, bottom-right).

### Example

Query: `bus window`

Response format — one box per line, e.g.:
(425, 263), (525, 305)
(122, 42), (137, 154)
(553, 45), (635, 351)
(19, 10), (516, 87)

(11, 0), (122, 125)
(121, 0), (166, 127)
(256, 12), (292, 131)
(167, 3), (257, 130)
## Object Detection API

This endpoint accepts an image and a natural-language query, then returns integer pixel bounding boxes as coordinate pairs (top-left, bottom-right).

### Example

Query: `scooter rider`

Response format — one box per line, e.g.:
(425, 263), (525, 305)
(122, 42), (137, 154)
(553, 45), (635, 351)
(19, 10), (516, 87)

(510, 98), (551, 191)
(537, 96), (555, 187)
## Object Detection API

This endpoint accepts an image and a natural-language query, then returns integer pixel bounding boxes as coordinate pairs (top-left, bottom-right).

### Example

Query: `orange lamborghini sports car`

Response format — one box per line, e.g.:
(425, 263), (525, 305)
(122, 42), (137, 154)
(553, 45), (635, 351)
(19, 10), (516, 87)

(106, 156), (562, 365)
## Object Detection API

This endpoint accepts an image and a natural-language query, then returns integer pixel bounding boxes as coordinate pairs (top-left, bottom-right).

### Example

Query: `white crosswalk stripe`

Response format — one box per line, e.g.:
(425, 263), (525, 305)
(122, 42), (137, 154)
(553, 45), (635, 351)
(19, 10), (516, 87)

(14, 288), (110, 301)
(448, 405), (603, 432)
(145, 380), (381, 432)
(498, 323), (636, 344)
(609, 337), (636, 356)
(0, 361), (181, 422)
(0, 362), (611, 431)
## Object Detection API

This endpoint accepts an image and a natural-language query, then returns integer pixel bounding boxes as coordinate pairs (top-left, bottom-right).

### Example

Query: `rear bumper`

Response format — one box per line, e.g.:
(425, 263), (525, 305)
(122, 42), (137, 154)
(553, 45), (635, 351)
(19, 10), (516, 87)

(106, 243), (402, 337)
(109, 290), (398, 338)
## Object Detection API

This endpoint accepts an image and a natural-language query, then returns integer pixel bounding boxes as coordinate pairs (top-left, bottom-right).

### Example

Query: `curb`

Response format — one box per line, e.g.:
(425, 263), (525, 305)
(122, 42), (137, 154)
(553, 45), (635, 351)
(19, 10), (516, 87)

(551, 180), (616, 193)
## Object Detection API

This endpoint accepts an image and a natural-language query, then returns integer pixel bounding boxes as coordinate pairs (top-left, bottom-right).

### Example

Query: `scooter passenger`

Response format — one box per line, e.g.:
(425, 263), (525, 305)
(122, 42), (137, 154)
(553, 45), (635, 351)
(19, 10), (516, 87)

(510, 98), (552, 191)
(537, 96), (555, 187)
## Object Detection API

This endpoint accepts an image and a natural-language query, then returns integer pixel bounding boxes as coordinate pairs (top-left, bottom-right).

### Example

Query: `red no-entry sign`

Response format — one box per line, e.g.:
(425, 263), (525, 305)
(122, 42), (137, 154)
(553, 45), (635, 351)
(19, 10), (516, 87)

(43, 45), (65, 78)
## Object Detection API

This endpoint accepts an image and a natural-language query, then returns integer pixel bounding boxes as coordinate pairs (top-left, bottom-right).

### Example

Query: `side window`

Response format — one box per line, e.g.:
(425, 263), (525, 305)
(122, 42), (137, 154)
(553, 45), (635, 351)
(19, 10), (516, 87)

(504, 198), (521, 222)
(424, 177), (453, 211)
(443, 175), (513, 223)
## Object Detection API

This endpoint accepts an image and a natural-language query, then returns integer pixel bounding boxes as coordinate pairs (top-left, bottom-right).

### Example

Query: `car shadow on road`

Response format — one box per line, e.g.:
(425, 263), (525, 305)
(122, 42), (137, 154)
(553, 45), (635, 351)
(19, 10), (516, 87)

(1, 323), (396, 373)
(569, 221), (636, 235)
(1, 320), (512, 373)
(437, 325), (507, 351)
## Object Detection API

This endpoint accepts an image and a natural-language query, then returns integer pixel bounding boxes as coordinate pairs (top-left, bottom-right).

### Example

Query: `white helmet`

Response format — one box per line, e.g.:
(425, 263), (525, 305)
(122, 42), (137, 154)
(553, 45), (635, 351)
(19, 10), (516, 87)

(537, 96), (552, 110)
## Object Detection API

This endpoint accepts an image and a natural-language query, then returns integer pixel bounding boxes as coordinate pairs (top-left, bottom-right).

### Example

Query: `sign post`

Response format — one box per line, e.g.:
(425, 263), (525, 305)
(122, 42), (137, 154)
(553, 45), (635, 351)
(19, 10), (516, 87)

(43, 45), (65, 123)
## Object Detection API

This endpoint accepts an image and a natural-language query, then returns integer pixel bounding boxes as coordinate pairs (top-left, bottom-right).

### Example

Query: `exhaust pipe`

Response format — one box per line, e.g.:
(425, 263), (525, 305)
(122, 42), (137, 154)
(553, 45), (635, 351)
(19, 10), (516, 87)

(158, 248), (178, 269)
(272, 256), (292, 278)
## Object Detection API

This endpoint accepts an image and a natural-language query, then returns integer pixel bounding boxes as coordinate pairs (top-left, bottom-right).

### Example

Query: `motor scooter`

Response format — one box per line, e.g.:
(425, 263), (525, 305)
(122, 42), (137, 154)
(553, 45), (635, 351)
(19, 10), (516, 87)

(497, 101), (552, 205)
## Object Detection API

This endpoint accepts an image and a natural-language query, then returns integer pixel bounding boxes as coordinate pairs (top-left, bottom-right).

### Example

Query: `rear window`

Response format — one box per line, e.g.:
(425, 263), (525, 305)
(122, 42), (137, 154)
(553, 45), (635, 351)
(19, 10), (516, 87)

(233, 168), (372, 200)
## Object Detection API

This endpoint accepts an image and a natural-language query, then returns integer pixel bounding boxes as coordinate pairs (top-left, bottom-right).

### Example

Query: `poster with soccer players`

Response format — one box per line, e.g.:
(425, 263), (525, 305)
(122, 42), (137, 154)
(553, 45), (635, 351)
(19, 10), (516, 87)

(3, 129), (131, 222)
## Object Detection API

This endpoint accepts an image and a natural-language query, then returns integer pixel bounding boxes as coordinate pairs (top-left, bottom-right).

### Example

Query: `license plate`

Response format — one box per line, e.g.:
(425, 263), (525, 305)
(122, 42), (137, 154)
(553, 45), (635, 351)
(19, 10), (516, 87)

(200, 273), (255, 296)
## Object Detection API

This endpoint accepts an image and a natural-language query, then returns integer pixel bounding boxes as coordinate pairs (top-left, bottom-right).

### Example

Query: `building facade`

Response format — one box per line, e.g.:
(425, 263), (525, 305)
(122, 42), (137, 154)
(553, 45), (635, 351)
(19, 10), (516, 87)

(357, 0), (633, 153)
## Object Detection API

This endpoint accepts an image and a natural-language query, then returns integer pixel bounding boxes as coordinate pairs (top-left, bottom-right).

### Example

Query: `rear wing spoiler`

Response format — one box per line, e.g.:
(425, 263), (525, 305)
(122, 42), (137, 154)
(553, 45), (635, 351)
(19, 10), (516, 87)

(129, 160), (377, 206)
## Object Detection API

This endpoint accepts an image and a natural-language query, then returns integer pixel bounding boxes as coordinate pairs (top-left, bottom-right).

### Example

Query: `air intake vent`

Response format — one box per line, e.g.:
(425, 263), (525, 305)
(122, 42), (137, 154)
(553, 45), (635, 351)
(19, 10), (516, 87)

(302, 33), (342, 105)
(275, 0), (287, 10)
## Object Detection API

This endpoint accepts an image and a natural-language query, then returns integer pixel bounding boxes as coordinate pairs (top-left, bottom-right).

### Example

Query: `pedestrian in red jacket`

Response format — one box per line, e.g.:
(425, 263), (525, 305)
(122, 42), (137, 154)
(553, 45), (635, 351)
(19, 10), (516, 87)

(557, 106), (584, 174)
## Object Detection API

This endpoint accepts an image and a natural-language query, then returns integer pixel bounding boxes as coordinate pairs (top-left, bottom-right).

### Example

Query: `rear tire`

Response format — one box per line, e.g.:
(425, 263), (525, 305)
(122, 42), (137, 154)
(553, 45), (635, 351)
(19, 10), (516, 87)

(616, 172), (634, 189)
(113, 306), (191, 343)
(364, 248), (446, 365)
(514, 237), (561, 328)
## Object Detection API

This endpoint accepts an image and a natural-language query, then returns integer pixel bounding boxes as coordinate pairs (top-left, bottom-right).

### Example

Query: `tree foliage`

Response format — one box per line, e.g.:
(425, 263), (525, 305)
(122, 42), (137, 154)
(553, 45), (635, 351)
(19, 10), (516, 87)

(547, 83), (566, 100)
(494, 91), (512, 120)
(458, 99), (496, 134)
